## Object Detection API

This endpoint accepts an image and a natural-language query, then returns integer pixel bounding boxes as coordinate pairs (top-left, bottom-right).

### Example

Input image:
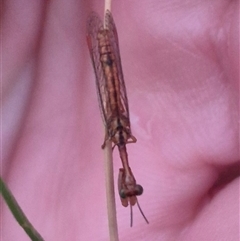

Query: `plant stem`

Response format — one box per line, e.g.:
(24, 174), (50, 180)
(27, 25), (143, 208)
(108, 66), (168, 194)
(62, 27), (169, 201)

(104, 140), (119, 241)
(0, 177), (45, 241)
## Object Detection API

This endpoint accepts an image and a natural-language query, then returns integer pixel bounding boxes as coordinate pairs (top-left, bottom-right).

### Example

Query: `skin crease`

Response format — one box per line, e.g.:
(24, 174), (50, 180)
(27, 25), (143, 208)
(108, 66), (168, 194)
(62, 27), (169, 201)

(1, 0), (239, 240)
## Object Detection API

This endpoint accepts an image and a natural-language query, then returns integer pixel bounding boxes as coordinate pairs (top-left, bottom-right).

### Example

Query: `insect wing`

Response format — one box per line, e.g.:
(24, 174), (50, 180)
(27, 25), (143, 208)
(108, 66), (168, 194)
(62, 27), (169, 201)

(104, 10), (130, 121)
(86, 12), (108, 126)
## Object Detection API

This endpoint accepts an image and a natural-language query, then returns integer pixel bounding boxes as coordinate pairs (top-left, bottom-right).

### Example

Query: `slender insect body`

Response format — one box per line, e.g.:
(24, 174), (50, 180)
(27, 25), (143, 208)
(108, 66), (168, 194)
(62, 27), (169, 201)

(97, 28), (136, 147)
(87, 10), (149, 225)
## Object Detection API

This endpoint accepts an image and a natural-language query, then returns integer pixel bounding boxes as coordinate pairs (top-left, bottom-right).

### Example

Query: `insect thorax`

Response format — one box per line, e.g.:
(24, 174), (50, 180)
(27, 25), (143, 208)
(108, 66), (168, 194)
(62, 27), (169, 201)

(107, 117), (132, 145)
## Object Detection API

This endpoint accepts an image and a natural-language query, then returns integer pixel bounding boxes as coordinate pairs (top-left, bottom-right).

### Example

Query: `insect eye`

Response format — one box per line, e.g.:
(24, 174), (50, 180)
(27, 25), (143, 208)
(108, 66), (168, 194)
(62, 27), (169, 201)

(119, 189), (127, 199)
(119, 185), (144, 198)
(135, 185), (143, 196)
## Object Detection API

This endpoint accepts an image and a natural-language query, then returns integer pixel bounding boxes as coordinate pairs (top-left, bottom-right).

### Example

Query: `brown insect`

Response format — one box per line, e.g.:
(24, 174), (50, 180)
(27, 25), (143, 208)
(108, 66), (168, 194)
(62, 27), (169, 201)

(86, 10), (148, 226)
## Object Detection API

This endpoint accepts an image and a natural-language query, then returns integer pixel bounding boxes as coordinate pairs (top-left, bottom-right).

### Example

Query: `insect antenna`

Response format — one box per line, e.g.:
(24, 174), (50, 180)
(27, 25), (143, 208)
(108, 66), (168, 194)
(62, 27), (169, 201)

(130, 203), (133, 227)
(136, 199), (149, 225)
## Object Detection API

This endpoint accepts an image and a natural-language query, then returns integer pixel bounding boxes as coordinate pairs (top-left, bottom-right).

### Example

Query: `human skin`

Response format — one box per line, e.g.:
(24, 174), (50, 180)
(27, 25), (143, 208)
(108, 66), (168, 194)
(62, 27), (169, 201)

(1, 0), (239, 241)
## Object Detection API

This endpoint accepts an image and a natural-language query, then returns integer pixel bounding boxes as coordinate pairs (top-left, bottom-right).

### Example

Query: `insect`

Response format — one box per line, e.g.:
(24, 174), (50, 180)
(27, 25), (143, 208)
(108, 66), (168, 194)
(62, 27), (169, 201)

(86, 10), (148, 226)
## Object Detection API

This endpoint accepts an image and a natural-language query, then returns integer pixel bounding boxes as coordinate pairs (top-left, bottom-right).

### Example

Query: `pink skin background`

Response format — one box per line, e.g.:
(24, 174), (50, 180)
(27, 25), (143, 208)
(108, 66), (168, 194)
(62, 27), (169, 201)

(1, 0), (239, 240)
